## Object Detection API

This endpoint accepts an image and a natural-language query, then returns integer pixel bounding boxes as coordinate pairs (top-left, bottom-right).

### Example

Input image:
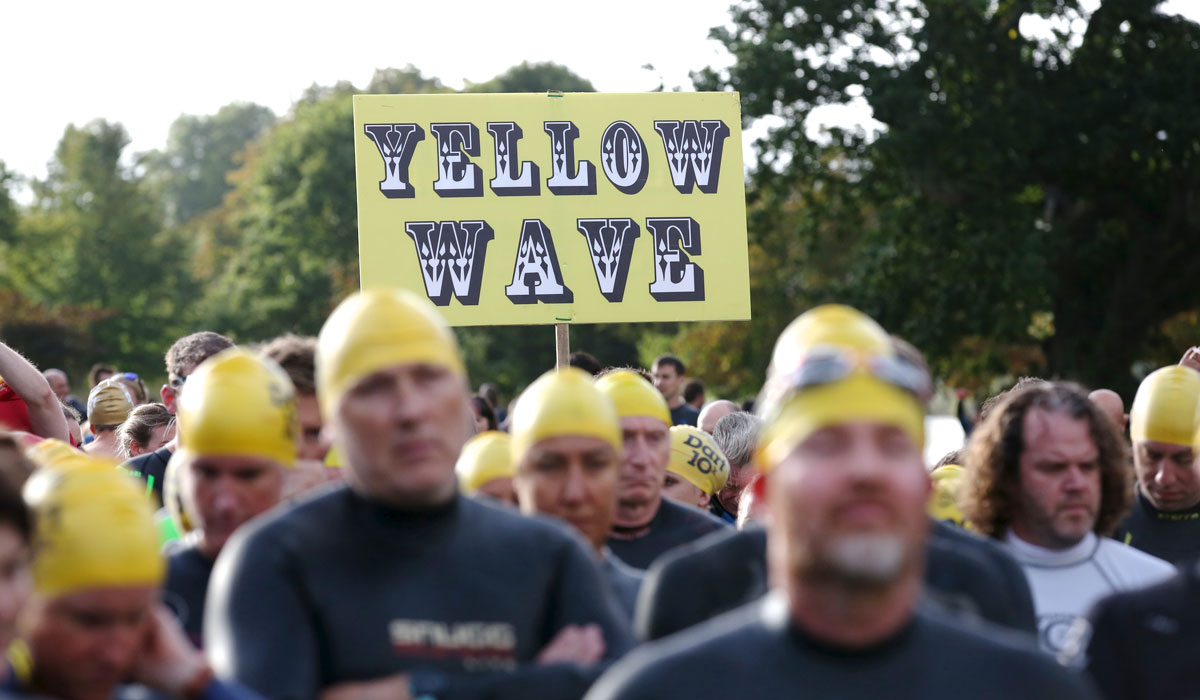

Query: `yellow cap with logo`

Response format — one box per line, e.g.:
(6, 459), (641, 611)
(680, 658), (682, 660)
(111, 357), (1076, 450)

(510, 368), (622, 463)
(23, 455), (164, 597)
(86, 377), (135, 426)
(1131, 365), (1200, 447)
(177, 349), (298, 467)
(594, 370), (670, 427)
(317, 289), (465, 417)
(927, 464), (967, 527)
(668, 425), (729, 496)
(756, 305), (927, 468)
(456, 431), (515, 494)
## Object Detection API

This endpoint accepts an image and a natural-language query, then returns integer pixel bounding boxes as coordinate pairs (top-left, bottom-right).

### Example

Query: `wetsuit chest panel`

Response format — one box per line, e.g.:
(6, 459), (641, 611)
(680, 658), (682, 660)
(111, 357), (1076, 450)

(607, 499), (726, 570)
(288, 493), (578, 678)
(1115, 490), (1200, 564)
(592, 605), (1094, 700)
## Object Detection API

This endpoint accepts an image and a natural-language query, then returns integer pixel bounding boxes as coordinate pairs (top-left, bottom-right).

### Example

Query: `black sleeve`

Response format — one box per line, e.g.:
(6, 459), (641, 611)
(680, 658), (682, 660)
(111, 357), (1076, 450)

(205, 524), (321, 700)
(1082, 601), (1136, 700)
(990, 546), (1038, 635)
(633, 551), (699, 641)
(441, 537), (634, 700)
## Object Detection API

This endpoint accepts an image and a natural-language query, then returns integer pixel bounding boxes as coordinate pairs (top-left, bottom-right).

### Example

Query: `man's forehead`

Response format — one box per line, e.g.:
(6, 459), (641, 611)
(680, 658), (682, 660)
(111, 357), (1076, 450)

(191, 454), (279, 471)
(1137, 439), (1194, 456)
(1022, 408), (1097, 455)
(529, 435), (616, 459)
(621, 415), (669, 434)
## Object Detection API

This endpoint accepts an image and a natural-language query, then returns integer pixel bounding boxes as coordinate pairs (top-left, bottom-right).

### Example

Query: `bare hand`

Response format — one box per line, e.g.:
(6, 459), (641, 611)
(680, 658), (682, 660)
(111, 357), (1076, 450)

(535, 624), (606, 666)
(132, 604), (210, 697)
(321, 673), (412, 700)
(1180, 346), (1200, 373)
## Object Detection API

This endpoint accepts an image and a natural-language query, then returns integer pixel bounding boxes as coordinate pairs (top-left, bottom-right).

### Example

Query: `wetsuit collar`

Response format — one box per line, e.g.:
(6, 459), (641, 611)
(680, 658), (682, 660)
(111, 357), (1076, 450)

(1135, 484), (1200, 520)
(1005, 530), (1098, 568)
(760, 590), (919, 659)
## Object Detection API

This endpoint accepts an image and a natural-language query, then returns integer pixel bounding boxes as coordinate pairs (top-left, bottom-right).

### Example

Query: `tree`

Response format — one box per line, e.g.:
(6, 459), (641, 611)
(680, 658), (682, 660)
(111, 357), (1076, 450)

(697, 0), (1200, 397)
(464, 61), (596, 93)
(143, 103), (275, 226)
(4, 120), (198, 376)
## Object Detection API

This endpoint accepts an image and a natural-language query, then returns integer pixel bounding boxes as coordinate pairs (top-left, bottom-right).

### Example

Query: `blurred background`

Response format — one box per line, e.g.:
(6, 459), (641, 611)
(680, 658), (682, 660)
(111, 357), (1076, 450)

(2, 0), (1198, 412)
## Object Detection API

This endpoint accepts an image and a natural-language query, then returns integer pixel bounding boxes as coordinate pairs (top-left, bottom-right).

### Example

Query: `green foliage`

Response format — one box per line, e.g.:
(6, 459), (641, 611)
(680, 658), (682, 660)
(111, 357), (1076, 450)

(698, 0), (1200, 398)
(464, 61), (596, 93)
(143, 103), (275, 226)
(1, 121), (197, 378)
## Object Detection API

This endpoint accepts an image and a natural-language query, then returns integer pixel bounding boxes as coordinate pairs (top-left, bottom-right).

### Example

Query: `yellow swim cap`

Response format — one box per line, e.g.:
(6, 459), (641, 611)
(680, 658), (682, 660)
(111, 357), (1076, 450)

(25, 439), (84, 471)
(24, 458), (164, 597)
(323, 444), (344, 468)
(769, 304), (894, 376)
(928, 464), (967, 527)
(456, 431), (515, 494)
(1130, 365), (1200, 447)
(756, 305), (926, 468)
(594, 370), (670, 427)
(317, 289), (465, 417)
(177, 349), (298, 467)
(510, 368), (622, 463)
(86, 377), (134, 426)
(668, 426), (729, 496)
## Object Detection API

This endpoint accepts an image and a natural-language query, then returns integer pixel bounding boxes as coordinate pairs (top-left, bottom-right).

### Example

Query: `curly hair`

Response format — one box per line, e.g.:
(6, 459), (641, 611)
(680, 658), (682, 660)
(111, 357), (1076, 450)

(961, 381), (1131, 540)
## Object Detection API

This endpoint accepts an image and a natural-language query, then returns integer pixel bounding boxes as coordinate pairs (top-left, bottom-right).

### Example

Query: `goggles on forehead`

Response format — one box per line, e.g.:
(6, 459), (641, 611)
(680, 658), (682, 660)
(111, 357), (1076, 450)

(761, 345), (931, 416)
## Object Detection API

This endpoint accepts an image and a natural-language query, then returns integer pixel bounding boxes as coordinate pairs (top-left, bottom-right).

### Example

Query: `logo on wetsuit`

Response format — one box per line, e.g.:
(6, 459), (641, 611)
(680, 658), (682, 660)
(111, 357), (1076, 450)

(389, 619), (517, 671)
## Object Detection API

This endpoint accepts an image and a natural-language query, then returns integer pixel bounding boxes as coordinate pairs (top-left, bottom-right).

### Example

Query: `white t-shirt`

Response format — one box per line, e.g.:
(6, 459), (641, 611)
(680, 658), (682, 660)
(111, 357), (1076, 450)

(1005, 531), (1176, 654)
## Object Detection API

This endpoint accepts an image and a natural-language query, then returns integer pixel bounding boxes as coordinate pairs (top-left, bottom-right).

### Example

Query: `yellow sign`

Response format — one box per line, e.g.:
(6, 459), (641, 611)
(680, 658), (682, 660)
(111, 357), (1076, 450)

(353, 92), (750, 326)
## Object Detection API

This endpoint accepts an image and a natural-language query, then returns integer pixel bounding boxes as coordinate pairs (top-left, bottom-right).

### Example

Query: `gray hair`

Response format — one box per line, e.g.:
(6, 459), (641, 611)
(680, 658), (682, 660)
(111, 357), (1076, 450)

(713, 412), (762, 468)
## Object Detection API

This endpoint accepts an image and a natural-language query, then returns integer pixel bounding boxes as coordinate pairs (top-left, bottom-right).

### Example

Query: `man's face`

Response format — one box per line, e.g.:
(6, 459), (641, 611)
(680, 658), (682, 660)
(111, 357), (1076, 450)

(652, 364), (684, 402)
(0, 525), (31, 652)
(717, 460), (758, 514)
(160, 363), (197, 416)
(45, 373), (69, 401)
(22, 586), (156, 700)
(182, 455), (284, 558)
(616, 416), (671, 508)
(767, 421), (929, 588)
(295, 393), (326, 462)
(334, 363), (468, 507)
(515, 435), (620, 551)
(1011, 409), (1102, 549)
(662, 472), (709, 509)
(1134, 440), (1200, 512)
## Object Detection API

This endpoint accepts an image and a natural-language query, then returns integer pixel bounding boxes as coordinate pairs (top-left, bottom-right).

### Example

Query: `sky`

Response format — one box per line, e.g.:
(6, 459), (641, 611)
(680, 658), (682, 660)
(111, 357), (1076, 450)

(3, 0), (1198, 191)
(1, 0), (738, 185)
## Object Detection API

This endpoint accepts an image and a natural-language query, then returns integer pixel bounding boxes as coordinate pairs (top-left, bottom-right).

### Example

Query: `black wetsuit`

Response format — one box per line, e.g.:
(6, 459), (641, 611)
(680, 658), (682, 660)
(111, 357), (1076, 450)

(601, 552), (643, 622)
(607, 498), (726, 570)
(669, 404), (699, 427)
(635, 521), (1036, 641)
(1113, 487), (1200, 565)
(120, 446), (171, 506)
(1071, 560), (1200, 700)
(589, 596), (1097, 700)
(206, 485), (633, 700)
(707, 496), (736, 524)
(163, 540), (213, 648)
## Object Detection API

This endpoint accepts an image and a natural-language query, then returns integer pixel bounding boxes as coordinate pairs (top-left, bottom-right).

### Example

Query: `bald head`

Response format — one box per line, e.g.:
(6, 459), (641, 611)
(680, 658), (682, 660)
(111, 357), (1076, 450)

(42, 369), (69, 401)
(1089, 389), (1126, 433)
(698, 400), (739, 434)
